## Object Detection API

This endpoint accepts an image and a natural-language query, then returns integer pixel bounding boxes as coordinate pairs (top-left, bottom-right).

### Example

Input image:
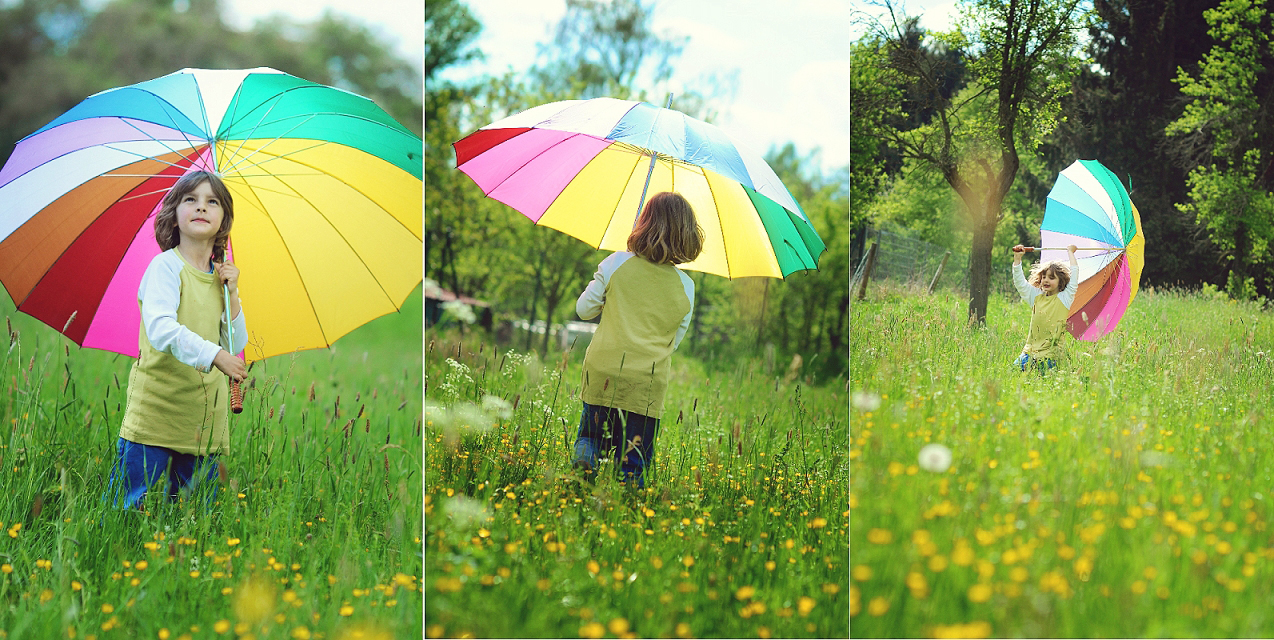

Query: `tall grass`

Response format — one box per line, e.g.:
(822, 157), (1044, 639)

(850, 283), (1274, 637)
(0, 288), (423, 639)
(424, 334), (849, 638)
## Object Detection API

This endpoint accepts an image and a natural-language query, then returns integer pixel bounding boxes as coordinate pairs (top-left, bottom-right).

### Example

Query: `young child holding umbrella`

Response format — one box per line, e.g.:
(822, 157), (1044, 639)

(570, 191), (703, 488)
(105, 170), (248, 509)
(1011, 244), (1079, 372)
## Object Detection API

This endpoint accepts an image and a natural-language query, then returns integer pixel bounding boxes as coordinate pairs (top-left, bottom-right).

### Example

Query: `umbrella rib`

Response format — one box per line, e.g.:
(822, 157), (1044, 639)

(225, 147), (415, 329)
(223, 139), (329, 178)
(221, 113), (321, 175)
(701, 168), (734, 279)
(225, 174), (332, 348)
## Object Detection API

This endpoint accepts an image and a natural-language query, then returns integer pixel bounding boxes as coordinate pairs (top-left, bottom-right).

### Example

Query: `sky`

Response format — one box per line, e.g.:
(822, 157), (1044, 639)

(851, 0), (961, 37)
(219, 0), (425, 71)
(437, 0), (851, 177)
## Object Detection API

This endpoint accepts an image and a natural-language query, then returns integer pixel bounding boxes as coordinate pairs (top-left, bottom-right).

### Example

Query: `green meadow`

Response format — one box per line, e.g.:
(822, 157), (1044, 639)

(850, 283), (1274, 637)
(0, 288), (423, 639)
(424, 335), (849, 638)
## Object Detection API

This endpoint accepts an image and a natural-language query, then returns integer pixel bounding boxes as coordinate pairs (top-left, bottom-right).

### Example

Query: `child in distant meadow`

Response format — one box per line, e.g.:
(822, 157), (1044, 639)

(105, 170), (248, 509)
(571, 191), (703, 488)
(1011, 244), (1078, 372)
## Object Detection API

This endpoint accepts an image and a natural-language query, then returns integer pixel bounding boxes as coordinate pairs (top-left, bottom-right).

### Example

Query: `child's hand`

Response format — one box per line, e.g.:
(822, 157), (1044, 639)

(1067, 244), (1078, 255)
(213, 350), (247, 382)
(215, 260), (239, 295)
(1012, 244), (1026, 264)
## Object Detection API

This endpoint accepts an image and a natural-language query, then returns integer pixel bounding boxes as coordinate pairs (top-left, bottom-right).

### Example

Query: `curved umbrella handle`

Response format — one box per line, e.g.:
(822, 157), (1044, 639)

(1015, 246), (1121, 253)
(224, 282), (243, 414)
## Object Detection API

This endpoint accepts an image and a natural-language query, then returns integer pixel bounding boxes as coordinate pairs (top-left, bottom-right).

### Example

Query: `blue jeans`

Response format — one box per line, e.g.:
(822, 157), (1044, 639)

(103, 438), (221, 509)
(1015, 352), (1056, 373)
(571, 403), (659, 488)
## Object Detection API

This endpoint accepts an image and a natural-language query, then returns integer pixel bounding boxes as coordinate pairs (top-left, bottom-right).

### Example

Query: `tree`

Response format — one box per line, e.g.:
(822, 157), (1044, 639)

(1047, 0), (1222, 290)
(861, 0), (1090, 324)
(425, 0), (482, 84)
(1165, 0), (1273, 298)
(532, 0), (686, 99)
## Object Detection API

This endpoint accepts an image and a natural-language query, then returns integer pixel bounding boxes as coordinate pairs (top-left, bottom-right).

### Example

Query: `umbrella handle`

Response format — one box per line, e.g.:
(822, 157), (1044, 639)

(230, 379), (243, 414)
(223, 282), (243, 414)
(1016, 246), (1121, 253)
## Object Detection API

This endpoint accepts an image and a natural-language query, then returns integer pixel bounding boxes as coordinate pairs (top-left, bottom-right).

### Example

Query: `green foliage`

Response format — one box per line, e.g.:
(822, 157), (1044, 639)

(851, 283), (1274, 636)
(1165, 0), (1274, 298)
(424, 339), (848, 638)
(425, 0), (482, 84)
(531, 0), (687, 100)
(0, 288), (424, 637)
(0, 0), (421, 169)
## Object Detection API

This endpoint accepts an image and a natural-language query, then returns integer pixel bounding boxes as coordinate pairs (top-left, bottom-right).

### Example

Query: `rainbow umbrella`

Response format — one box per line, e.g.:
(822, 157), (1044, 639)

(1037, 159), (1145, 341)
(0, 67), (422, 361)
(453, 97), (824, 279)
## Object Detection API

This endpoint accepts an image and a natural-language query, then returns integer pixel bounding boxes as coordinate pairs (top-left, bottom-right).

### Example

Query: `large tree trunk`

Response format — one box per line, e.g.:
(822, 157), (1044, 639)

(967, 215), (997, 325)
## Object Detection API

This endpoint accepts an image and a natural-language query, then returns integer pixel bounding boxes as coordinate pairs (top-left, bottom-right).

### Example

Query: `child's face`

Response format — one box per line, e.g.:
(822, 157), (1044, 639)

(1039, 269), (1059, 294)
(175, 180), (224, 244)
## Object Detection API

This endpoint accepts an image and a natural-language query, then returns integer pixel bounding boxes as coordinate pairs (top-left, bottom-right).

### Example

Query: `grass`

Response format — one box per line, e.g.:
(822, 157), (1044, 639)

(423, 333), (849, 638)
(0, 287), (423, 639)
(849, 282), (1274, 637)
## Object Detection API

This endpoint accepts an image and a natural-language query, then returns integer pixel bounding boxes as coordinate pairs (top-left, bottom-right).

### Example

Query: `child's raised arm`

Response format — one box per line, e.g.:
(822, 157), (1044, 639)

(1010, 245), (1037, 304)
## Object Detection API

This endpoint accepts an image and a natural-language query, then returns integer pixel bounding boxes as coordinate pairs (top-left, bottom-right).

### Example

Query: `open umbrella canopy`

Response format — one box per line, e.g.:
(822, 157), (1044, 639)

(1040, 159), (1145, 341)
(453, 97), (825, 279)
(0, 67), (422, 361)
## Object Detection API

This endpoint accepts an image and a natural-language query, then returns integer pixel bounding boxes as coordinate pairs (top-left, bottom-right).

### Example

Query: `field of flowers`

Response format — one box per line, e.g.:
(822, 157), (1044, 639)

(424, 335), (849, 638)
(850, 283), (1274, 637)
(0, 289), (423, 639)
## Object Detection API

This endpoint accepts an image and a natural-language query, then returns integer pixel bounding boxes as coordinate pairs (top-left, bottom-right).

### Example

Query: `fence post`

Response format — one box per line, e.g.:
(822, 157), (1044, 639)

(928, 250), (951, 294)
(855, 241), (878, 301)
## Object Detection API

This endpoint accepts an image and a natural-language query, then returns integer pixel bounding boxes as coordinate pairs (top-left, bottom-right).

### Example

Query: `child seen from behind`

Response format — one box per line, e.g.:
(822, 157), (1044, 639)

(571, 191), (703, 488)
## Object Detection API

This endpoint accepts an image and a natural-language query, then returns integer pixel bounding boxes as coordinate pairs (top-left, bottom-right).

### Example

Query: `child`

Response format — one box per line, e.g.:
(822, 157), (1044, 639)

(105, 170), (248, 509)
(570, 191), (703, 488)
(1011, 244), (1079, 372)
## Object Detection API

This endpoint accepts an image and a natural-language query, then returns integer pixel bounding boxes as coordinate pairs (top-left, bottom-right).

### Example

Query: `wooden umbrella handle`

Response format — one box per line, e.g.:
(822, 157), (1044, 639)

(231, 379), (243, 414)
(1018, 246), (1119, 252)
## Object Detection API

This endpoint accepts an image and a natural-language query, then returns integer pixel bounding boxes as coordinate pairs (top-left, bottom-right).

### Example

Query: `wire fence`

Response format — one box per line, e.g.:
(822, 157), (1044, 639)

(851, 228), (1018, 299)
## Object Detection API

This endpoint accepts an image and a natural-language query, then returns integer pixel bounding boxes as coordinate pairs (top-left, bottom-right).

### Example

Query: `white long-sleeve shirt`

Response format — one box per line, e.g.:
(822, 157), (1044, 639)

(138, 249), (248, 372)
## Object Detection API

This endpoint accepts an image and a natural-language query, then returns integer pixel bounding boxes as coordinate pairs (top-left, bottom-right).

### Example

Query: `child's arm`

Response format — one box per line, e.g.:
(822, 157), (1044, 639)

(1061, 244), (1080, 308)
(673, 270), (695, 350)
(576, 252), (630, 320)
(1010, 245), (1038, 304)
(138, 255), (226, 374)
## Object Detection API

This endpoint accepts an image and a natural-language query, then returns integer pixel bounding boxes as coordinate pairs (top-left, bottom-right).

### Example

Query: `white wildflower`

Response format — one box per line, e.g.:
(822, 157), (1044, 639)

(918, 444), (953, 473)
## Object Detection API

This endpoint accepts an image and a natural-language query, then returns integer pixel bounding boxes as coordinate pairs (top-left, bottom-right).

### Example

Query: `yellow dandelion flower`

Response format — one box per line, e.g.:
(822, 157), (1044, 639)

(607, 618), (630, 634)
(867, 597), (890, 616)
(579, 622), (605, 639)
(674, 622), (692, 638)
(159, 629), (171, 640)
(851, 565), (873, 581)
(866, 528), (892, 544)
(101, 604), (114, 614)
(967, 584), (992, 603)
(798, 596), (816, 616)
(290, 626), (311, 639)
(340, 604), (354, 616)
(0, 564), (10, 574)
(682, 555), (694, 568)
(213, 620), (230, 634)
(227, 538), (240, 546)
(586, 560), (600, 574)
(39, 589), (54, 604)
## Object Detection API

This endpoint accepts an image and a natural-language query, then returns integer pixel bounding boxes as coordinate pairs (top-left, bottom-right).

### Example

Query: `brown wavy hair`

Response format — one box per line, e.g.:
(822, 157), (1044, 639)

(1029, 261), (1071, 291)
(627, 191), (704, 265)
(153, 171), (234, 262)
